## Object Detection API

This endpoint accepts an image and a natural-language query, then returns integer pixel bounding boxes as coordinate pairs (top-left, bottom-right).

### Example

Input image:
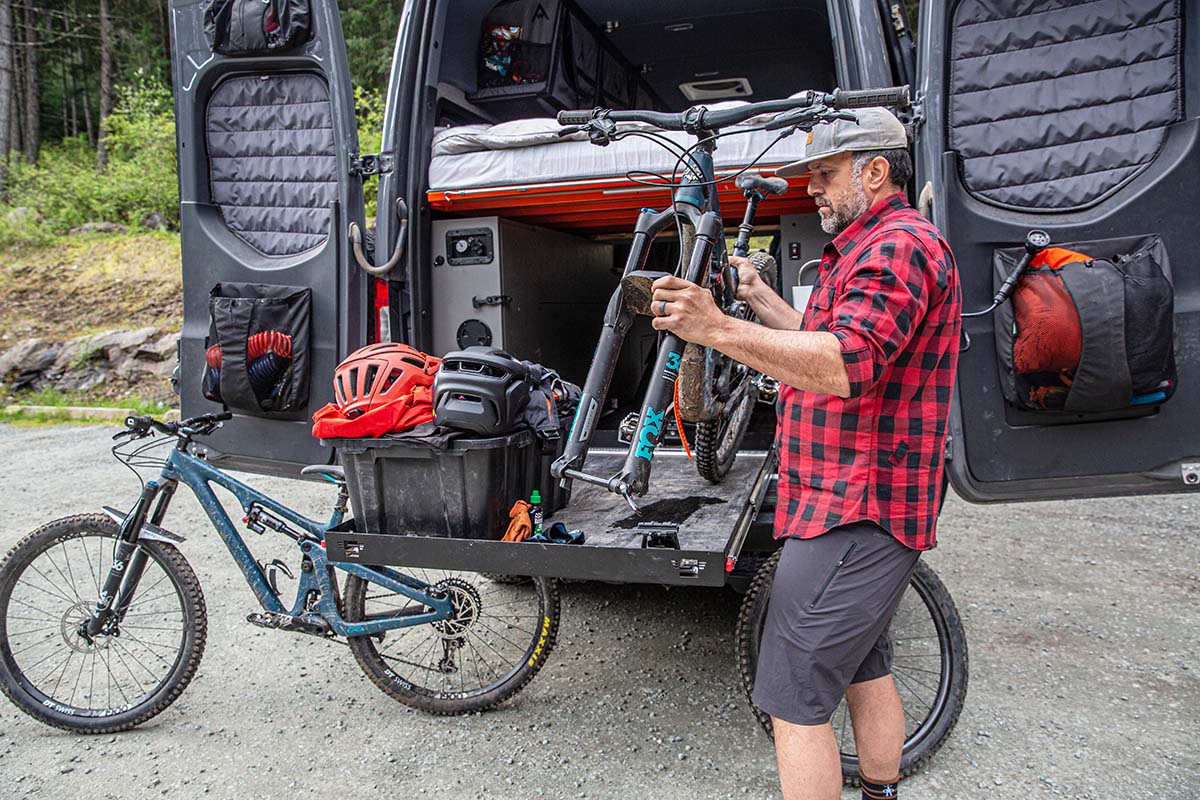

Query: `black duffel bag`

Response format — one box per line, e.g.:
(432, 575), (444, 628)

(204, 0), (312, 55)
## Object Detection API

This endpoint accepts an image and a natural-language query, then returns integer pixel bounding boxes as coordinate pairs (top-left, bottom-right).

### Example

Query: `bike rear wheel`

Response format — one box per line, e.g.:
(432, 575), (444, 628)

(0, 514), (207, 733)
(343, 568), (558, 714)
(735, 549), (968, 784)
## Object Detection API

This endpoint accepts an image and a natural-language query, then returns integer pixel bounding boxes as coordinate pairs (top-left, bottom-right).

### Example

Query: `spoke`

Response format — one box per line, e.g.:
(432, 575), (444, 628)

(36, 647), (75, 690)
(106, 637), (152, 697)
(120, 624), (183, 633)
(8, 633), (61, 659)
(118, 630), (180, 668)
(889, 664), (943, 676)
(58, 543), (83, 606)
(17, 639), (72, 673)
(80, 536), (103, 597)
(16, 572), (78, 607)
(119, 572), (172, 611)
(41, 548), (85, 605)
(5, 625), (60, 638)
(99, 646), (131, 707)
(5, 613), (61, 623)
(121, 590), (179, 610)
(471, 618), (534, 653)
(891, 668), (940, 694)
(891, 669), (934, 711)
(6, 596), (62, 619)
(50, 649), (78, 704)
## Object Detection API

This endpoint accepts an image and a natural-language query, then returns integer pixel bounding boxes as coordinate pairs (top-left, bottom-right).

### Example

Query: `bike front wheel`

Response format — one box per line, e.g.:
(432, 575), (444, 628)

(343, 568), (559, 714)
(0, 514), (207, 733)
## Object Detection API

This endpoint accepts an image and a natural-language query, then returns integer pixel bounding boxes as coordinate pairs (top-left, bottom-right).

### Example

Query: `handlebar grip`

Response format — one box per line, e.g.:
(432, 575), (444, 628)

(557, 109), (596, 125)
(214, 412), (233, 422)
(832, 86), (911, 110)
(125, 415), (151, 429)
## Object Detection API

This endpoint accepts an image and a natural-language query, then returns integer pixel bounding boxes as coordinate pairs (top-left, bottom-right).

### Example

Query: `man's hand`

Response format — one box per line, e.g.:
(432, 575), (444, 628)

(650, 275), (727, 347)
(728, 255), (761, 302)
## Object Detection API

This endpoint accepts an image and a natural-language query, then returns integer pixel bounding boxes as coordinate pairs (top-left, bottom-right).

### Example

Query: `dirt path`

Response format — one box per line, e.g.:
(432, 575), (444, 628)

(0, 424), (1196, 799)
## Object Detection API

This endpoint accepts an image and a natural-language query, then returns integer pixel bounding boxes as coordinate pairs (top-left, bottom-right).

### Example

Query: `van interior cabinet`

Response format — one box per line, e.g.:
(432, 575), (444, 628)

(431, 217), (615, 385)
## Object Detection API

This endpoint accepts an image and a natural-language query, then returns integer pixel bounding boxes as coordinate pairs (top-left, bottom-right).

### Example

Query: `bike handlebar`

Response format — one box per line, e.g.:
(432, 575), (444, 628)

(121, 412), (232, 440)
(831, 85), (910, 110)
(556, 85), (910, 132)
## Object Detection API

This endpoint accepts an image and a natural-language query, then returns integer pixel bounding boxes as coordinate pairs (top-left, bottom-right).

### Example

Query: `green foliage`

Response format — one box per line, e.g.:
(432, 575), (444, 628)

(3, 72), (177, 240)
(355, 85), (386, 220)
(340, 0), (401, 96)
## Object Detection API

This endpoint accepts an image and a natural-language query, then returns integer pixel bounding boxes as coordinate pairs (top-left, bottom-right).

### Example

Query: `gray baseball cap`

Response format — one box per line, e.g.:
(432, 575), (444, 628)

(776, 107), (908, 177)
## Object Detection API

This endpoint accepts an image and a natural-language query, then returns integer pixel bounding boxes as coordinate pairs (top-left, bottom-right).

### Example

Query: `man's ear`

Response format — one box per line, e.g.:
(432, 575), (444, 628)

(863, 156), (892, 193)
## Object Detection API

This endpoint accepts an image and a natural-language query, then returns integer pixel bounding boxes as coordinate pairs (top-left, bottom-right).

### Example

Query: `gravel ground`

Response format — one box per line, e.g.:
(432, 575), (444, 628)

(0, 423), (1196, 799)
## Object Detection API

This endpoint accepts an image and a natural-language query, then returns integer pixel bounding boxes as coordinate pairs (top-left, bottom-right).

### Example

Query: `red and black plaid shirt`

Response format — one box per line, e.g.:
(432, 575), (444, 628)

(775, 193), (961, 550)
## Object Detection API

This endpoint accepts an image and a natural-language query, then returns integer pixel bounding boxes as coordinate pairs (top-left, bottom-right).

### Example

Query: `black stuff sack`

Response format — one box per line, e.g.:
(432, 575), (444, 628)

(204, 0), (312, 56)
(992, 234), (1176, 413)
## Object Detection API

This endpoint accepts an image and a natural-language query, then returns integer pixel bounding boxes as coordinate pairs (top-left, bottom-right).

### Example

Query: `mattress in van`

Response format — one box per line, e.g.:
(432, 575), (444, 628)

(427, 116), (818, 232)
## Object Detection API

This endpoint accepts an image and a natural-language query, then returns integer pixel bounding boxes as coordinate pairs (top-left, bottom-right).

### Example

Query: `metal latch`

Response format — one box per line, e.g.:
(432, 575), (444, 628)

(1182, 463), (1200, 486)
(472, 294), (512, 308)
(350, 153), (394, 177)
(672, 558), (705, 578)
(638, 522), (680, 550)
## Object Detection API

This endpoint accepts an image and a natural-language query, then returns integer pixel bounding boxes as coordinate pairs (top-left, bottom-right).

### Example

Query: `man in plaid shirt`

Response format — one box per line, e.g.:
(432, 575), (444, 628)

(651, 108), (960, 800)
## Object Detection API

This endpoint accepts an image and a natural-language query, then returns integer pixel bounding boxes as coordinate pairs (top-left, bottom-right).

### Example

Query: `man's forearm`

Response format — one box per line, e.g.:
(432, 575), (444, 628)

(745, 281), (806, 331)
(711, 316), (851, 398)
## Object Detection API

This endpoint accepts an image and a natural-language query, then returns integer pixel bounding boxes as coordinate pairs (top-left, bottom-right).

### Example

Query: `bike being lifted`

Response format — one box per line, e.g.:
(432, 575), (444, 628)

(551, 86), (912, 507)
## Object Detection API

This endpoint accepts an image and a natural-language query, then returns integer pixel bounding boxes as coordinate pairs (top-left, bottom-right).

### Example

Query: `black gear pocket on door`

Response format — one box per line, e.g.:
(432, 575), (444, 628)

(202, 283), (311, 415)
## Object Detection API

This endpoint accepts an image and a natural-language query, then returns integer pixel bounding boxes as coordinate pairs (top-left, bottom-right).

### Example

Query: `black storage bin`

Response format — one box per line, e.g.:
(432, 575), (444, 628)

(337, 430), (568, 539)
(469, 0), (660, 117)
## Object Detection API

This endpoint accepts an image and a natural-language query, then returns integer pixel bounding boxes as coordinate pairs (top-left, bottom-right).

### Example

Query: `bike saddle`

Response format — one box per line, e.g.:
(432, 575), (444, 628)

(736, 171), (789, 197)
(300, 464), (345, 484)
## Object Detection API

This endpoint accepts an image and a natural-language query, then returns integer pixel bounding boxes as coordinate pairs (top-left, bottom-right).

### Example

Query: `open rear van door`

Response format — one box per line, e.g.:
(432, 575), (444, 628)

(914, 1), (1200, 502)
(169, 0), (367, 474)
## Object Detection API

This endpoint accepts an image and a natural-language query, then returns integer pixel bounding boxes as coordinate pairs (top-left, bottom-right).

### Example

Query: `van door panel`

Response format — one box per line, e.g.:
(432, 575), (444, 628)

(915, 0), (1200, 502)
(170, 0), (367, 474)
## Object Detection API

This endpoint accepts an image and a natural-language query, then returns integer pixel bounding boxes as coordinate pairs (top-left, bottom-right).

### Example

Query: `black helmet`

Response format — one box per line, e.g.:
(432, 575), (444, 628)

(433, 347), (535, 435)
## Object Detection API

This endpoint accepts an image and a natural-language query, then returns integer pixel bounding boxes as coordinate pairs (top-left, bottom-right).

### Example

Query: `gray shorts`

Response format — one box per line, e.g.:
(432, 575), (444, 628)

(751, 521), (921, 726)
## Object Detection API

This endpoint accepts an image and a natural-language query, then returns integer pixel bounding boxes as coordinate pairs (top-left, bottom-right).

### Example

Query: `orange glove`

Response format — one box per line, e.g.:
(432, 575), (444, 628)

(502, 499), (532, 542)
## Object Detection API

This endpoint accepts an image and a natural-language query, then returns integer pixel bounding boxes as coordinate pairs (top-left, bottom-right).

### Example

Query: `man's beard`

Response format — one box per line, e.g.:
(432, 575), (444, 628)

(817, 179), (871, 235)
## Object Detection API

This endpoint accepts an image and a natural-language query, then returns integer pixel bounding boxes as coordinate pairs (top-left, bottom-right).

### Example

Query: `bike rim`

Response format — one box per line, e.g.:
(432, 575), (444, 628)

(358, 568), (547, 698)
(831, 569), (954, 763)
(1, 532), (187, 717)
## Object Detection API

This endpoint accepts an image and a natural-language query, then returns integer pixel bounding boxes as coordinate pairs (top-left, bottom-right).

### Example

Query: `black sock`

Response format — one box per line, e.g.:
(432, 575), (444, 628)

(861, 775), (899, 799)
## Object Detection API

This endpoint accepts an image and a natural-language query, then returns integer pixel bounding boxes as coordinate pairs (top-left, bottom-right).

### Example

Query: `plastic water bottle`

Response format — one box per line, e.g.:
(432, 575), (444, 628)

(529, 490), (544, 536)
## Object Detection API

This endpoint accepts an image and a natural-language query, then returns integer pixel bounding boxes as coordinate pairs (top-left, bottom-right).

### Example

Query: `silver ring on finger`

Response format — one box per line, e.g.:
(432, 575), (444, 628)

(658, 299), (669, 317)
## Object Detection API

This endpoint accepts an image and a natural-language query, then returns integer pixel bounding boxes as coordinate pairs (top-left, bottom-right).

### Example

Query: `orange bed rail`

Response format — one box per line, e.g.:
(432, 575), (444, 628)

(428, 169), (816, 233)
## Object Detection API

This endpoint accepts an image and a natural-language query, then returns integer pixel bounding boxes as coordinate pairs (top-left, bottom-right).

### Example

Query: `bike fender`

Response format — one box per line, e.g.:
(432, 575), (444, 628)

(101, 506), (187, 544)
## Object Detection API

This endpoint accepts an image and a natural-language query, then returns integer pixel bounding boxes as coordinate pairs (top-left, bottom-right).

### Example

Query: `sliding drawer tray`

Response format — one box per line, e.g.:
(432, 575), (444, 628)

(326, 449), (775, 587)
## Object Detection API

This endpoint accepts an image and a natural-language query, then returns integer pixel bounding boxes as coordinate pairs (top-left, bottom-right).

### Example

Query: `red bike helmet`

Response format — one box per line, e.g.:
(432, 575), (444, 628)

(333, 343), (441, 419)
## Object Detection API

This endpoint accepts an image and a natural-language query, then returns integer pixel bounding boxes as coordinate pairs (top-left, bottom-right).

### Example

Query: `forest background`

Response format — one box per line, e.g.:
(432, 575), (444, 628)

(0, 0), (394, 246)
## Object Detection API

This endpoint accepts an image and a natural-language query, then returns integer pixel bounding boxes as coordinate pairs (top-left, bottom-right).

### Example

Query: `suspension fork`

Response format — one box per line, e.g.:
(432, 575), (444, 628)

(619, 210), (725, 496)
(553, 208), (675, 491)
(85, 480), (172, 637)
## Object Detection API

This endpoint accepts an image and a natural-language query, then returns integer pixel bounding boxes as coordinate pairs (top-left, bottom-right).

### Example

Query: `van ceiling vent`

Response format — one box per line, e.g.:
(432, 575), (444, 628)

(679, 78), (753, 101)
(947, 0), (1182, 211)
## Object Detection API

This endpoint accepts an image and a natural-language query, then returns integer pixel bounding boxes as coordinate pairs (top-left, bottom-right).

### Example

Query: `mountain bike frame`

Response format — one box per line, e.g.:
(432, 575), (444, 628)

(87, 446), (452, 641)
(551, 132), (755, 505)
